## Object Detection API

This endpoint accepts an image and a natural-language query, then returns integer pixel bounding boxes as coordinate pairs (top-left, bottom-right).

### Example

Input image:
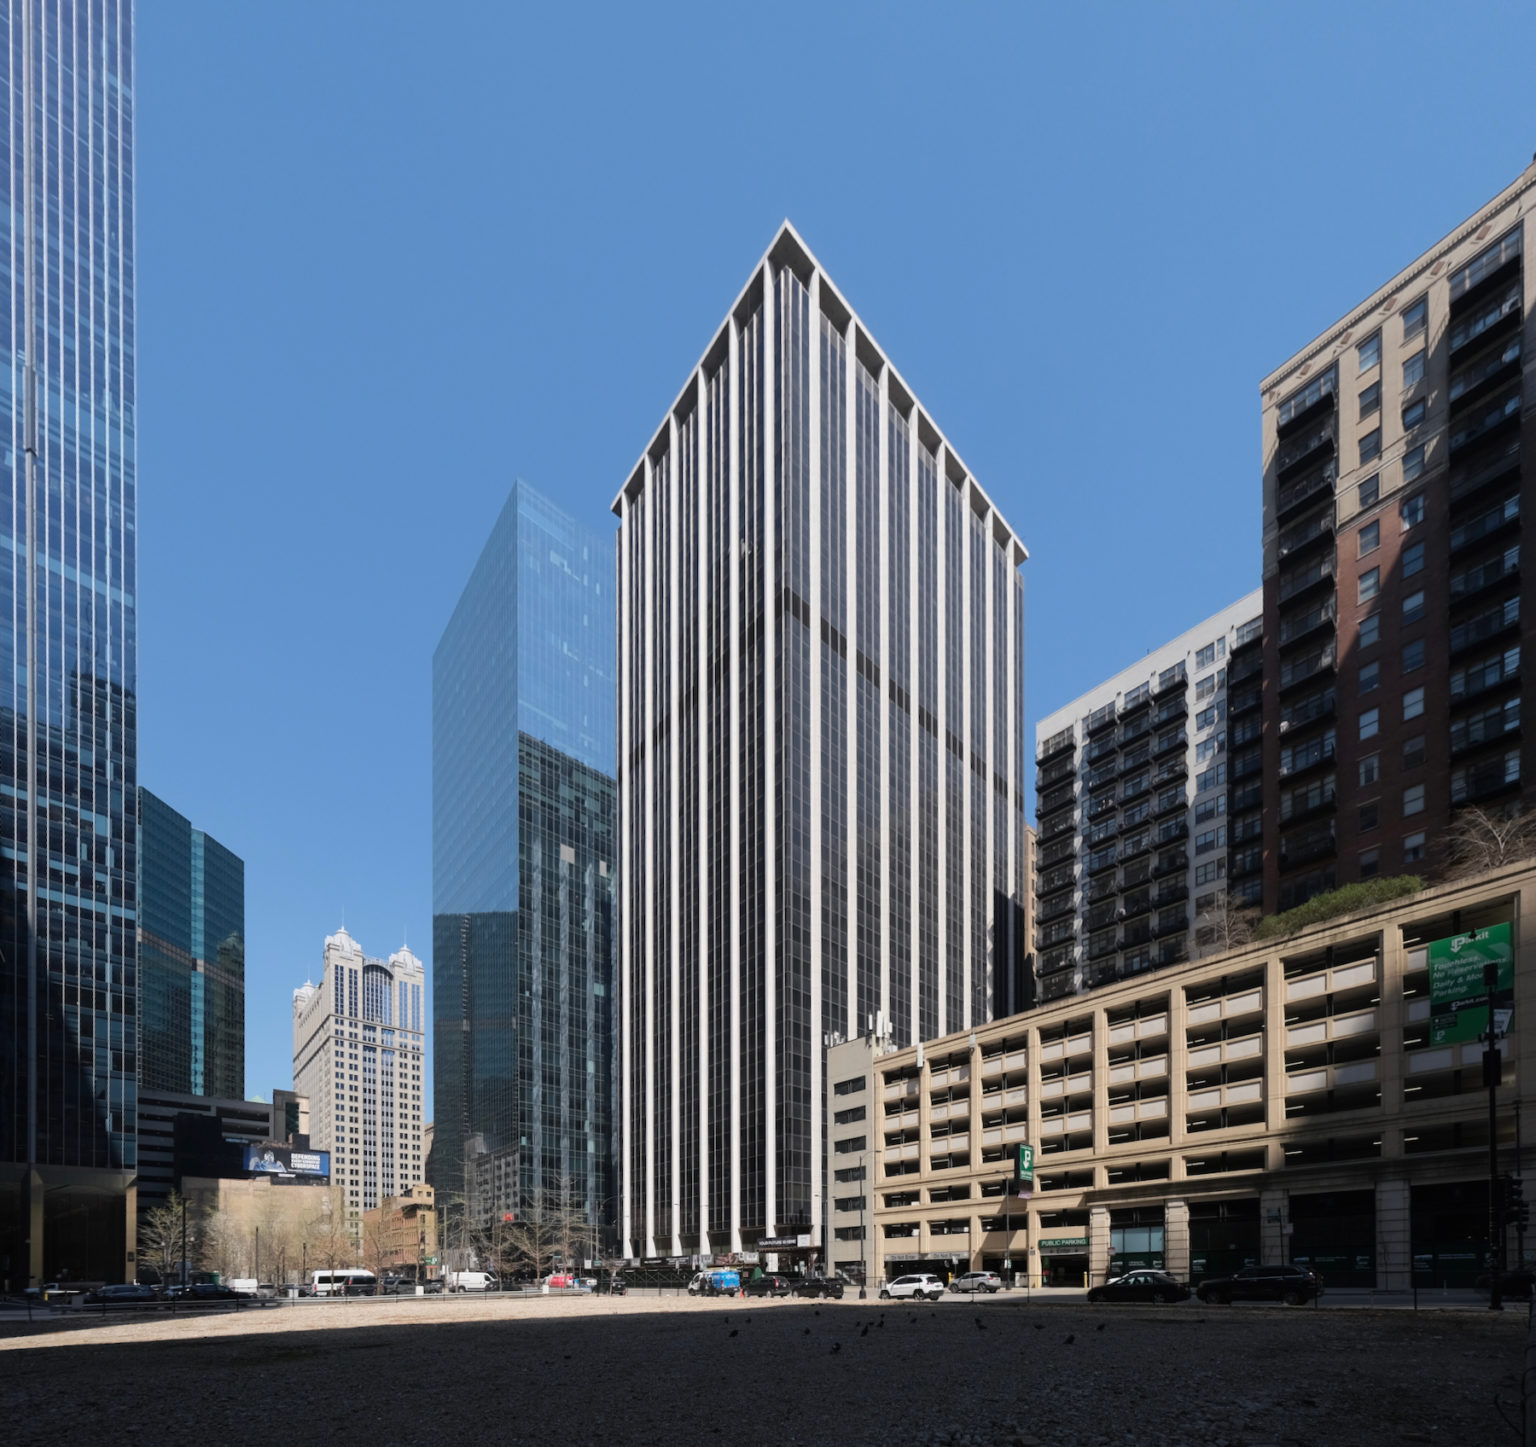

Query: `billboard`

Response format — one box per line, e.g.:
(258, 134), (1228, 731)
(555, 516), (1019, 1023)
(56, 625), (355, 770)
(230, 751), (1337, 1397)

(244, 1144), (331, 1184)
(1428, 922), (1514, 1047)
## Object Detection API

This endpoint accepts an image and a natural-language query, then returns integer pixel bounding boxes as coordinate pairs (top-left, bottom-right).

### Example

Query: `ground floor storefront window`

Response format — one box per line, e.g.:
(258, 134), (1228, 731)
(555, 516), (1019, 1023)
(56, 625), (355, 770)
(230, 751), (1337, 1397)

(1188, 1197), (1260, 1284)
(1108, 1207), (1165, 1277)
(1411, 1180), (1488, 1287)
(1290, 1189), (1375, 1287)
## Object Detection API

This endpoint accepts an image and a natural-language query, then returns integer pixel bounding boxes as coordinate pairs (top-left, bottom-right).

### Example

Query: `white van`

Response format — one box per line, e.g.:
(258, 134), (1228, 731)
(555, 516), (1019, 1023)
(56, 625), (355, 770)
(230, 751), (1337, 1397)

(310, 1268), (378, 1297)
(446, 1270), (497, 1293)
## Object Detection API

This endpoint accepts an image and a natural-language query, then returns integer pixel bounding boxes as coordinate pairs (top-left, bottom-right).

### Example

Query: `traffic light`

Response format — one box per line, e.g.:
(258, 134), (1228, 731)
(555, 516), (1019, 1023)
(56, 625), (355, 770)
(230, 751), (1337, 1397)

(1501, 1174), (1527, 1228)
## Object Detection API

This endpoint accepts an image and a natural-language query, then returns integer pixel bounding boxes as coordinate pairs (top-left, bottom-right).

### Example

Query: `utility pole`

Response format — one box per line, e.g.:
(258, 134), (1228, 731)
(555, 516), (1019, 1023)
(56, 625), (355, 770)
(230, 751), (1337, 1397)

(1517, 1101), (1527, 1272)
(1485, 960), (1504, 1312)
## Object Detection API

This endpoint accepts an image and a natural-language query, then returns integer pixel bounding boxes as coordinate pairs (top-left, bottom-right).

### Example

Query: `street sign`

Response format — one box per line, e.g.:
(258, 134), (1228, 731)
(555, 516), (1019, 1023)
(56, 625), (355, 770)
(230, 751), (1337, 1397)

(1014, 1143), (1035, 1186)
(1428, 923), (1514, 1046)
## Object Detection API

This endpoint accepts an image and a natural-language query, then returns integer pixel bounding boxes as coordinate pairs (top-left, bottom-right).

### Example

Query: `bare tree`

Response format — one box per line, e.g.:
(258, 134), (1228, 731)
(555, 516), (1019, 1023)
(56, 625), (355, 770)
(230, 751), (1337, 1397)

(309, 1187), (355, 1275)
(254, 1190), (297, 1287)
(1194, 888), (1257, 958)
(199, 1205), (247, 1282)
(361, 1204), (412, 1280)
(138, 1191), (193, 1286)
(501, 1175), (599, 1284)
(1444, 805), (1536, 879)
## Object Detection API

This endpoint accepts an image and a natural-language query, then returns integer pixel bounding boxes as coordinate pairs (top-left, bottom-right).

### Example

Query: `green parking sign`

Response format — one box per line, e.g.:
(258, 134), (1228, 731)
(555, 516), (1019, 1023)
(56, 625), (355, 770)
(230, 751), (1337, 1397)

(1428, 922), (1513, 1046)
(1015, 1143), (1035, 1185)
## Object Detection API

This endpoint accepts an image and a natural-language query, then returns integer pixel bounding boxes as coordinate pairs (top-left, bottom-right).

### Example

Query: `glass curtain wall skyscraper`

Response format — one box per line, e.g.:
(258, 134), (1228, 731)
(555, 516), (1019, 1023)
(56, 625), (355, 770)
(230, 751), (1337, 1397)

(0, 1), (137, 1289)
(613, 223), (1029, 1261)
(432, 482), (616, 1235)
(137, 790), (244, 1100)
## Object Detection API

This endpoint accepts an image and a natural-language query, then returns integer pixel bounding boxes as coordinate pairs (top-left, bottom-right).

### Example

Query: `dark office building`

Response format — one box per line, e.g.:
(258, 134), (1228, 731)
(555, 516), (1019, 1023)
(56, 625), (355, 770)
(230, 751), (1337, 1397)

(1250, 157), (1536, 913)
(613, 224), (1028, 1260)
(0, 1), (138, 1291)
(137, 790), (245, 1100)
(432, 482), (616, 1233)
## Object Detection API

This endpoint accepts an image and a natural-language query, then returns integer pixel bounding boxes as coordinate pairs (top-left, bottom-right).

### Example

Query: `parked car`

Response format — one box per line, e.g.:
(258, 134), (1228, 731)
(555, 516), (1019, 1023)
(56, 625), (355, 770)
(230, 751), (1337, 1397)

(85, 1284), (157, 1304)
(421, 1277), (445, 1294)
(1086, 1270), (1190, 1305)
(743, 1273), (794, 1298)
(23, 1282), (86, 1303)
(1476, 1269), (1535, 1301)
(379, 1276), (409, 1295)
(599, 1274), (628, 1296)
(792, 1275), (845, 1300)
(950, 1271), (1003, 1294)
(186, 1283), (240, 1301)
(1195, 1264), (1323, 1306)
(880, 1273), (945, 1302)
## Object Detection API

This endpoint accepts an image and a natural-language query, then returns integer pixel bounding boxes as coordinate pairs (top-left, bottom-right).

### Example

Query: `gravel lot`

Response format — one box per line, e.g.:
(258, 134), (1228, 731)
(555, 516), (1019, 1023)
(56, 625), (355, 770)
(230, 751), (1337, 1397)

(0, 1293), (1524, 1446)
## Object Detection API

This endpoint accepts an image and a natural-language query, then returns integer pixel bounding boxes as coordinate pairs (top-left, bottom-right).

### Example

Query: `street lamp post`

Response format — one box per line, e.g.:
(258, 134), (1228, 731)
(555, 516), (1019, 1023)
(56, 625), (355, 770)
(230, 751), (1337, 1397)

(1485, 960), (1504, 1313)
(859, 1193), (868, 1300)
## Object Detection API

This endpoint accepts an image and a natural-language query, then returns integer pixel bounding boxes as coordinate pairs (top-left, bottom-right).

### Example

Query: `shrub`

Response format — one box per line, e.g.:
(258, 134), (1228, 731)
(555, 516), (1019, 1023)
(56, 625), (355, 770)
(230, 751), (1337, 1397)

(1253, 875), (1423, 941)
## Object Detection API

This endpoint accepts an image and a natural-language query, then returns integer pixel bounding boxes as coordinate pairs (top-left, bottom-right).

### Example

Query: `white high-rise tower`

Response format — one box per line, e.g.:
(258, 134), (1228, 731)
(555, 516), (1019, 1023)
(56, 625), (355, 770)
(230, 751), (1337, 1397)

(293, 929), (427, 1219)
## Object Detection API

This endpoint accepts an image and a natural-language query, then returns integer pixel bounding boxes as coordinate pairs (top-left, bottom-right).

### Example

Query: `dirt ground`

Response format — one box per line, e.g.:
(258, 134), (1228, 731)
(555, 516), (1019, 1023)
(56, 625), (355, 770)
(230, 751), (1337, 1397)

(0, 1292), (1524, 1446)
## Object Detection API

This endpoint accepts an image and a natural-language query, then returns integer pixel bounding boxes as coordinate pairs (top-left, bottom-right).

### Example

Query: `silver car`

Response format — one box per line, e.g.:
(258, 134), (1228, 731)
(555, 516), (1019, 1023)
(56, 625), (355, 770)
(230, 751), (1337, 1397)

(950, 1271), (1002, 1294)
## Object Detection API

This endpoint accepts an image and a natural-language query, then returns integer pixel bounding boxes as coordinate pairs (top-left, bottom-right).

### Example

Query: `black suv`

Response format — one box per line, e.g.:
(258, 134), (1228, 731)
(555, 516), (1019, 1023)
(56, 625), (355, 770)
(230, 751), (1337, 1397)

(791, 1275), (846, 1300)
(743, 1273), (794, 1298)
(1196, 1264), (1323, 1305)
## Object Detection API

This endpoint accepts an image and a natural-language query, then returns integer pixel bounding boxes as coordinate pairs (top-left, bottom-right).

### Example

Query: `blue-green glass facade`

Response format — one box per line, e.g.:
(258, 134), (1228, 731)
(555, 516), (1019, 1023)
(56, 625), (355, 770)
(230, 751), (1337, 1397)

(432, 482), (615, 1230)
(0, 1), (137, 1289)
(137, 790), (244, 1101)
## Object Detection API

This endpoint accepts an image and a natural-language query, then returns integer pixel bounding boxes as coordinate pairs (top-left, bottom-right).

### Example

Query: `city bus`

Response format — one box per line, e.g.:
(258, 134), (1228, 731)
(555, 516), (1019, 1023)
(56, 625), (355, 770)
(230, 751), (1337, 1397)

(309, 1268), (378, 1297)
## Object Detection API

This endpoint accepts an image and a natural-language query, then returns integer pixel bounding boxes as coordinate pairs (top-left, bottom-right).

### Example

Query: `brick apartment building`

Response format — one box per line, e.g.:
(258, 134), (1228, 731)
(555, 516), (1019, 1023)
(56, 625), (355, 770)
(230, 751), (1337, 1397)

(1250, 157), (1536, 913)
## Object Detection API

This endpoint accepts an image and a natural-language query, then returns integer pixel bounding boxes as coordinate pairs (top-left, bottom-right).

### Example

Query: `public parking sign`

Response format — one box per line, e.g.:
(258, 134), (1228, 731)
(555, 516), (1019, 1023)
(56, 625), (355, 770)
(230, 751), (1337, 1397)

(1428, 922), (1513, 1046)
(1015, 1143), (1035, 1186)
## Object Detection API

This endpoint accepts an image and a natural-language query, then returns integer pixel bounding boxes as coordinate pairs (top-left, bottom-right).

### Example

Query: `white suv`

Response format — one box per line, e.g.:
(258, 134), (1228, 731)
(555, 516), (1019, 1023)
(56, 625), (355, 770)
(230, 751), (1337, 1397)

(880, 1273), (945, 1301)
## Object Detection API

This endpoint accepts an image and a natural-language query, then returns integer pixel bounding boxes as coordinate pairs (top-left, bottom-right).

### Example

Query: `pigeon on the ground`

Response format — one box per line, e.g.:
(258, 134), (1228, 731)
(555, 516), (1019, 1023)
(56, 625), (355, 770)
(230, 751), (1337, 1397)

(974, 1317), (986, 1330)
(1063, 1333), (1075, 1345)
(830, 1342), (842, 1354)
(729, 1329), (738, 1338)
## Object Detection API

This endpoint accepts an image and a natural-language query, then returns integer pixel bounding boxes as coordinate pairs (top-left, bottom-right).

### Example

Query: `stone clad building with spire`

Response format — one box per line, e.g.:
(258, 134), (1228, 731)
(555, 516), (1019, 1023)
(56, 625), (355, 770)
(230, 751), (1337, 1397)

(293, 928), (427, 1221)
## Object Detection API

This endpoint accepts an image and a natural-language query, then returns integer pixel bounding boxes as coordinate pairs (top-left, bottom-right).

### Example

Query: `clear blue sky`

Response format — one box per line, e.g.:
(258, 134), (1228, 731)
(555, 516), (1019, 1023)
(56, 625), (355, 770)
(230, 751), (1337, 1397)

(136, 2), (1536, 1105)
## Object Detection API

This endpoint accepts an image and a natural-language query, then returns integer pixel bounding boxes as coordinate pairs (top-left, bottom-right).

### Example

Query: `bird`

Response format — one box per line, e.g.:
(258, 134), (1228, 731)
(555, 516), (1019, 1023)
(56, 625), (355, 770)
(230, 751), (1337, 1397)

(803, 1327), (811, 1336)
(908, 1315), (917, 1325)
(876, 1318), (885, 1329)
(729, 1329), (738, 1338)
(860, 1325), (869, 1338)
(1033, 1323), (1045, 1331)
(830, 1342), (842, 1354)
(814, 1310), (821, 1317)
(974, 1317), (987, 1330)
(1096, 1322), (1107, 1333)
(1063, 1334), (1075, 1345)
